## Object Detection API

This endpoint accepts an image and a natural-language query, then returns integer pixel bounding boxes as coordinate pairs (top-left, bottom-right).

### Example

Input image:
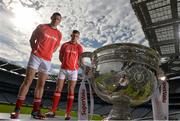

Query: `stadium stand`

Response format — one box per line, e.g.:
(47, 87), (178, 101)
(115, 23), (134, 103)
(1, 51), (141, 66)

(1, 58), (180, 119)
(0, 58), (112, 117)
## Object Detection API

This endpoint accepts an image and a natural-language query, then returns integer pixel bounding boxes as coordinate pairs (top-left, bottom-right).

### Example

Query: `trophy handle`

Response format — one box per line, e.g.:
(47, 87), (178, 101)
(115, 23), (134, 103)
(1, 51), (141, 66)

(79, 52), (93, 68)
(79, 52), (94, 77)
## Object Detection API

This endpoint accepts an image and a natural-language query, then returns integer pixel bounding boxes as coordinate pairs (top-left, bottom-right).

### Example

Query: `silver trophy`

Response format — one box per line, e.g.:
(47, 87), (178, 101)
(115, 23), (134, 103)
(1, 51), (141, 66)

(79, 43), (160, 120)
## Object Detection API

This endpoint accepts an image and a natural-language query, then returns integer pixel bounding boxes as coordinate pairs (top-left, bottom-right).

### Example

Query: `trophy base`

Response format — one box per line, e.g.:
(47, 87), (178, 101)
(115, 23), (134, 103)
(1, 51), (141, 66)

(103, 99), (131, 121)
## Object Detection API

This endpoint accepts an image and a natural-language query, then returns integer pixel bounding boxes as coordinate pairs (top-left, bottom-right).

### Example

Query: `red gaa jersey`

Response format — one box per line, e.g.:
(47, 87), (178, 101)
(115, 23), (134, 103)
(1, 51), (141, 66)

(32, 24), (62, 61)
(60, 41), (83, 70)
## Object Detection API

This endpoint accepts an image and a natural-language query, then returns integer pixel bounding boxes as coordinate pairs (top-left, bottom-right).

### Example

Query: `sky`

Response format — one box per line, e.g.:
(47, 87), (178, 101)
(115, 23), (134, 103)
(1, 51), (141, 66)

(0, 0), (148, 74)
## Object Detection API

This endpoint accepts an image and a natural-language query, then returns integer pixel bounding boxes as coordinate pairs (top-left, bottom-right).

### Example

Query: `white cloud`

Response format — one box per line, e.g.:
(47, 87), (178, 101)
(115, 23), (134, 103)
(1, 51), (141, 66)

(0, 0), (147, 73)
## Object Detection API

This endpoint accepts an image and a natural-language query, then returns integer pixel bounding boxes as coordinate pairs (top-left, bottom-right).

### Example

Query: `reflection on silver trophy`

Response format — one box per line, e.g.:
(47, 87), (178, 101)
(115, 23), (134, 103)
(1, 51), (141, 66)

(80, 43), (160, 120)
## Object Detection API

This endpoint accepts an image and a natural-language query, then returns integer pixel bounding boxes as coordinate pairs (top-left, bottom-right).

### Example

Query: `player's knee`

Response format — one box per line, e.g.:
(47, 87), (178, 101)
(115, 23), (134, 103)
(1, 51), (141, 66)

(37, 81), (45, 88)
(39, 83), (45, 88)
(23, 78), (32, 86)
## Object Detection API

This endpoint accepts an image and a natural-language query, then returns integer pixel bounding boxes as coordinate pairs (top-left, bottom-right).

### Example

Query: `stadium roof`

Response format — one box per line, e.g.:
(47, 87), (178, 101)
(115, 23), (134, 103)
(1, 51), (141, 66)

(0, 58), (26, 76)
(130, 0), (180, 78)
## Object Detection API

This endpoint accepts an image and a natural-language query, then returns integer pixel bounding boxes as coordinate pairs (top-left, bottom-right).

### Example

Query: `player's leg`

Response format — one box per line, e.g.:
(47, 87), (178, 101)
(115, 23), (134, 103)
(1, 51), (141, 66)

(10, 54), (38, 119)
(31, 58), (50, 119)
(65, 70), (78, 120)
(45, 69), (66, 117)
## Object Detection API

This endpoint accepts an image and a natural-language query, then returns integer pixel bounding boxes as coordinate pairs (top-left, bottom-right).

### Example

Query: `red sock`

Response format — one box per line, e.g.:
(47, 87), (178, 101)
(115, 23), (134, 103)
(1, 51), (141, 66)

(33, 98), (41, 111)
(66, 93), (74, 114)
(15, 96), (25, 112)
(51, 91), (61, 112)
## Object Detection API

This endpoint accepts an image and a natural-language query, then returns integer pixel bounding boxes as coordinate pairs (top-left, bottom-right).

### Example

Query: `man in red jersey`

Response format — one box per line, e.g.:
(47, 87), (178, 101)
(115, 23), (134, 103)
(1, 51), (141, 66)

(45, 30), (83, 120)
(10, 12), (62, 120)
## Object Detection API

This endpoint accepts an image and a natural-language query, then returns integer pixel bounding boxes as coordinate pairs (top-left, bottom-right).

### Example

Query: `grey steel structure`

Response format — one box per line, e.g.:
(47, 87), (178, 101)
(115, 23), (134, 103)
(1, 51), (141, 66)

(130, 0), (180, 78)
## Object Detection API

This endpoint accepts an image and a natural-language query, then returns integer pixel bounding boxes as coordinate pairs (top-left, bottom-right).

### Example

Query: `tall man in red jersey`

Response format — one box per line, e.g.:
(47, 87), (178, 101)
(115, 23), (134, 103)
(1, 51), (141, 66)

(45, 30), (83, 120)
(10, 12), (62, 119)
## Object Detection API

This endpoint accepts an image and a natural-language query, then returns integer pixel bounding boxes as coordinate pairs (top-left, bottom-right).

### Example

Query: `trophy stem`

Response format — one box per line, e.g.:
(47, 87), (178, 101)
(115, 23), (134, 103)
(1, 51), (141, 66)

(106, 99), (131, 120)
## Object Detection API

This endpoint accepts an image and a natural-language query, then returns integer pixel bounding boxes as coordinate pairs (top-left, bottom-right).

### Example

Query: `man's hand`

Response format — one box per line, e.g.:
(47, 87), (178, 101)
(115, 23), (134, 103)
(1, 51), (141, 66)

(84, 66), (92, 77)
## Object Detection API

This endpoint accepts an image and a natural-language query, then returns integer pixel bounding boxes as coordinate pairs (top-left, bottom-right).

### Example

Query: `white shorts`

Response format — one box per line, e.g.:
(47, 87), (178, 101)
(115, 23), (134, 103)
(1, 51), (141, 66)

(27, 53), (51, 74)
(58, 69), (78, 81)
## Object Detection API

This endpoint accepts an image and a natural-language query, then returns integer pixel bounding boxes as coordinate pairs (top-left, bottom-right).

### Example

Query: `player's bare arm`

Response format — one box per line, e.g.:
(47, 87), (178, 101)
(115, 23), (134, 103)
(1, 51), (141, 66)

(29, 33), (36, 50)
(53, 45), (59, 52)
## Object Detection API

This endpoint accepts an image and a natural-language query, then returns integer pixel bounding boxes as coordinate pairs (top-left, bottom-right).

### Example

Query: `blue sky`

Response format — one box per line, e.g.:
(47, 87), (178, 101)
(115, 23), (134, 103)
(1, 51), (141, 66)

(0, 0), (148, 74)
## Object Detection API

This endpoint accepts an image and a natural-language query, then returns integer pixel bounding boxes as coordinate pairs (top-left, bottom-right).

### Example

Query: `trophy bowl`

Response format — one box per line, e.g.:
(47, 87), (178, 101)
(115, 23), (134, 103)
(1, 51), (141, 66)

(80, 43), (160, 120)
